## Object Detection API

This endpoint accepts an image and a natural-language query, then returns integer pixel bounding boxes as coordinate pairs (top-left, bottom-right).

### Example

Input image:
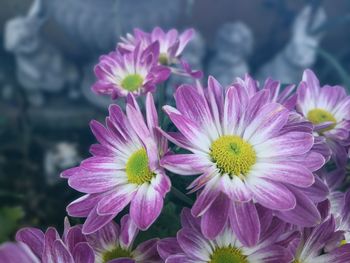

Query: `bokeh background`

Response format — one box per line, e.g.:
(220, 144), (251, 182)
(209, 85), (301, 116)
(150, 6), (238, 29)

(1, 0), (350, 242)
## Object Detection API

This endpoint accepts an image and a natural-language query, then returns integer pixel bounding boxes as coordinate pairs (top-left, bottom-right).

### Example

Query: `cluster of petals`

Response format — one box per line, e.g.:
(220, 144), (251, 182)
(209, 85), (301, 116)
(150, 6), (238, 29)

(297, 69), (350, 167)
(158, 208), (295, 263)
(291, 202), (350, 263)
(161, 75), (326, 244)
(93, 27), (198, 99)
(118, 27), (194, 65)
(0, 215), (161, 263)
(0, 218), (94, 263)
(92, 42), (171, 99)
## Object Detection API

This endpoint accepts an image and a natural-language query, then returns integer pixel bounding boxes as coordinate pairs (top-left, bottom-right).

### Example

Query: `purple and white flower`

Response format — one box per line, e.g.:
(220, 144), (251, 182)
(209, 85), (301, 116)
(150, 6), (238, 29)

(0, 218), (95, 263)
(158, 208), (293, 263)
(92, 42), (170, 99)
(62, 93), (171, 234)
(297, 69), (350, 166)
(160, 76), (325, 243)
(86, 214), (162, 263)
(291, 215), (350, 263)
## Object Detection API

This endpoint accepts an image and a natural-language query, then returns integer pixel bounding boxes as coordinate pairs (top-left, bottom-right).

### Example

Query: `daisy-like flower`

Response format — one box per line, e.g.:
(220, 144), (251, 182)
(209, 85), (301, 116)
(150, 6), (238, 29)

(0, 218), (95, 263)
(291, 215), (350, 263)
(297, 69), (350, 166)
(86, 214), (162, 263)
(62, 93), (171, 234)
(92, 42), (170, 99)
(118, 27), (194, 66)
(161, 77), (325, 243)
(157, 208), (293, 263)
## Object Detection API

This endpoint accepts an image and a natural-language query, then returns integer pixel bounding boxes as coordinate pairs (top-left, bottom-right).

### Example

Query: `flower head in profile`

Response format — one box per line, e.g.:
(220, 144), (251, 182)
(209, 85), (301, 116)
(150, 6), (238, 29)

(119, 27), (194, 66)
(0, 218), (95, 263)
(161, 76), (324, 243)
(92, 43), (170, 99)
(87, 214), (162, 263)
(62, 93), (170, 234)
(158, 208), (293, 263)
(235, 74), (297, 110)
(297, 69), (350, 166)
(291, 215), (350, 263)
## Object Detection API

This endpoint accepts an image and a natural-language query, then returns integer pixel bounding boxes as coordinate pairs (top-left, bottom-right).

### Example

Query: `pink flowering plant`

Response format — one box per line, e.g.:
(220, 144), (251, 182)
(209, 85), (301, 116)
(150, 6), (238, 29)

(1, 27), (350, 263)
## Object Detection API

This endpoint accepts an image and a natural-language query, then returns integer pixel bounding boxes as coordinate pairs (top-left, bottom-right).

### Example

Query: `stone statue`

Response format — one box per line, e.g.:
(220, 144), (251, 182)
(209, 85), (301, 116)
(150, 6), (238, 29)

(257, 6), (327, 84)
(208, 21), (253, 86)
(4, 0), (79, 106)
(38, 0), (191, 109)
(44, 142), (81, 185)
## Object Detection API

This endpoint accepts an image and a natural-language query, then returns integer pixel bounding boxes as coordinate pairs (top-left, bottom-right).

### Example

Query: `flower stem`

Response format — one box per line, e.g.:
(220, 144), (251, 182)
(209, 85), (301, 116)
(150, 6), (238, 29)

(171, 186), (194, 206)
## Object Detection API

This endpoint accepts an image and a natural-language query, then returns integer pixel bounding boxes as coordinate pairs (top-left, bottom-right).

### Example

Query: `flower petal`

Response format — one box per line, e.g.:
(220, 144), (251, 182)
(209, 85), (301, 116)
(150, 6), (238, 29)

(274, 188), (321, 227)
(201, 193), (230, 239)
(82, 207), (116, 234)
(86, 221), (119, 251)
(119, 214), (139, 249)
(160, 154), (210, 176)
(229, 200), (260, 246)
(15, 228), (44, 259)
(250, 178), (296, 211)
(130, 185), (164, 230)
(72, 242), (95, 263)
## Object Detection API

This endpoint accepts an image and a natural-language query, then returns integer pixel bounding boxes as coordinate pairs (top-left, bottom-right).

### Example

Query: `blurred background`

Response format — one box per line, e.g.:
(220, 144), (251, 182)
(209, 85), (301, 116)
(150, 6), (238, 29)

(1, 0), (350, 242)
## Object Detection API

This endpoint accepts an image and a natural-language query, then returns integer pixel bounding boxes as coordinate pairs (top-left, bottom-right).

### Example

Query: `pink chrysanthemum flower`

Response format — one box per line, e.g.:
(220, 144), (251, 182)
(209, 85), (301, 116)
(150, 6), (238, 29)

(0, 218), (95, 263)
(86, 214), (162, 263)
(62, 93), (170, 234)
(118, 27), (194, 66)
(92, 42), (170, 99)
(161, 77), (325, 243)
(158, 208), (293, 263)
(297, 69), (350, 166)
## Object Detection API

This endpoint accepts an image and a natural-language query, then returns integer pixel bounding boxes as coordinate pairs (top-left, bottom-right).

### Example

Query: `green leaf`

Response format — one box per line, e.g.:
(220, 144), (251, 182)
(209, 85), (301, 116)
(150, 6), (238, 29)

(0, 206), (25, 242)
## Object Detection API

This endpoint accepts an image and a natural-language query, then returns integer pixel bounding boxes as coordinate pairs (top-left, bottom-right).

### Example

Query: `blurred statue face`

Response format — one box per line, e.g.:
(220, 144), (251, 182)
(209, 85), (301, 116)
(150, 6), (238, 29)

(4, 17), (41, 54)
(216, 22), (253, 57)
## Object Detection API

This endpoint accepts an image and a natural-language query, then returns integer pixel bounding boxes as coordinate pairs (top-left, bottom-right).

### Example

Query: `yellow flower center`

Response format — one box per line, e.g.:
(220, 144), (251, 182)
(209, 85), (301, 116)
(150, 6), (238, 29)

(121, 74), (143, 92)
(210, 135), (256, 177)
(209, 246), (248, 263)
(102, 246), (132, 263)
(340, 239), (347, 246)
(126, 148), (154, 185)
(293, 260), (302, 263)
(307, 108), (337, 132)
(159, 53), (169, 65)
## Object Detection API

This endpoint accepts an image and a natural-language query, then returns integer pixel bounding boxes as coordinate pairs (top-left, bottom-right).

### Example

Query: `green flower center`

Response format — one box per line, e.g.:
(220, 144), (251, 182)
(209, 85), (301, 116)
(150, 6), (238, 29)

(102, 246), (132, 263)
(126, 148), (154, 185)
(293, 260), (302, 263)
(209, 246), (248, 263)
(340, 239), (347, 246)
(307, 108), (337, 132)
(210, 135), (256, 177)
(159, 53), (169, 65)
(121, 74), (143, 92)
